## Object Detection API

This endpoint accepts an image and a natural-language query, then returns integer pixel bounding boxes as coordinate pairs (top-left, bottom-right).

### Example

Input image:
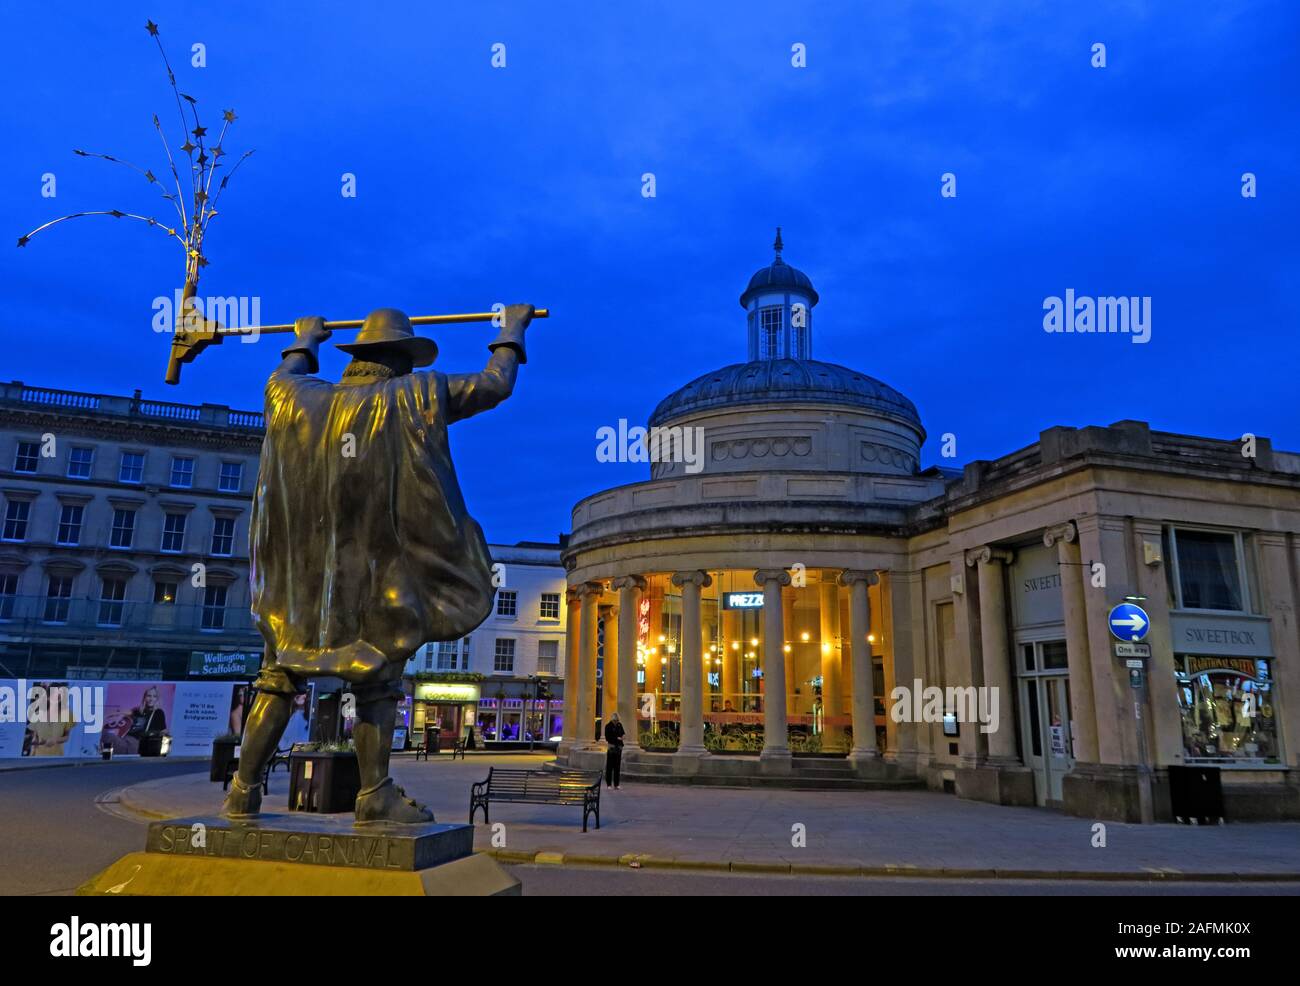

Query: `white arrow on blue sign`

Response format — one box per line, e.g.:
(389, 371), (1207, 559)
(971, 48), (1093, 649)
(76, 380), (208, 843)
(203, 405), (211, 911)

(1108, 602), (1150, 642)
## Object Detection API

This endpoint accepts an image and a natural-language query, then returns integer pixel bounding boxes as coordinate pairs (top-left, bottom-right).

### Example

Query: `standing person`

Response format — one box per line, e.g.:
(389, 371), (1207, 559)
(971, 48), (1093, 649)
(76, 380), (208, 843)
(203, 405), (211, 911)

(603, 712), (625, 789)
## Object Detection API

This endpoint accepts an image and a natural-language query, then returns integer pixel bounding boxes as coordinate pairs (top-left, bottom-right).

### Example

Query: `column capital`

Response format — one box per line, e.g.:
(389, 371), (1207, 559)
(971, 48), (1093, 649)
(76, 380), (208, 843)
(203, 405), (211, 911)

(576, 580), (606, 599)
(671, 570), (713, 589)
(965, 545), (1014, 568)
(838, 569), (880, 588)
(753, 568), (792, 587)
(1042, 521), (1078, 548)
(611, 574), (648, 593)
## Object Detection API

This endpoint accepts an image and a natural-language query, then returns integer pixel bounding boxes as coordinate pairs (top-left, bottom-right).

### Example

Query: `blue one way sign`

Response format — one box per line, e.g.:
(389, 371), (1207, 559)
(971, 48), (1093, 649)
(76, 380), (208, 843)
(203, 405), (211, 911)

(1108, 602), (1150, 642)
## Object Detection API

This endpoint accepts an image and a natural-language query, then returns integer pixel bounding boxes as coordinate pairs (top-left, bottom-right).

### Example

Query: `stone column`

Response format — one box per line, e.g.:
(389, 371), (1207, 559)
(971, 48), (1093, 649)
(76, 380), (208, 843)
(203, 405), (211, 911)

(783, 588), (800, 714)
(601, 603), (618, 731)
(1282, 535), (1300, 769)
(561, 587), (580, 746)
(1261, 534), (1300, 769)
(949, 555), (982, 766)
(1132, 520), (1185, 771)
(612, 575), (645, 748)
(1044, 522), (1099, 764)
(755, 569), (793, 770)
(885, 569), (923, 769)
(671, 570), (712, 759)
(1076, 517), (1136, 766)
(819, 575), (844, 744)
(721, 608), (741, 707)
(643, 591), (662, 696)
(839, 570), (879, 767)
(575, 581), (605, 749)
(966, 546), (1017, 761)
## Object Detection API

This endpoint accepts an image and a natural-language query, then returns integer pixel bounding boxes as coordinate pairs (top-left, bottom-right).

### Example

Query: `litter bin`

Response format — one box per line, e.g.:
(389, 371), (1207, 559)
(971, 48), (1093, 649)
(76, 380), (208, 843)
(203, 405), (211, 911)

(1168, 765), (1224, 824)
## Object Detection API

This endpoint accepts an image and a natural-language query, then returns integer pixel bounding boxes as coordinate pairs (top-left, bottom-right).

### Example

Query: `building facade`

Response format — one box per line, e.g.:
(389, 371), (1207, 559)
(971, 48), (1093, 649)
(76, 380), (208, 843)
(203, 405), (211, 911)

(557, 237), (1300, 822)
(405, 541), (567, 746)
(0, 381), (264, 682)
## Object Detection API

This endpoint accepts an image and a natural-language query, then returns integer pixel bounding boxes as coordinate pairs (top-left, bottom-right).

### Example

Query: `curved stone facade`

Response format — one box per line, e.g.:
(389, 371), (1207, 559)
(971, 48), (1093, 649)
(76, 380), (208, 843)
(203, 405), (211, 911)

(557, 244), (1300, 823)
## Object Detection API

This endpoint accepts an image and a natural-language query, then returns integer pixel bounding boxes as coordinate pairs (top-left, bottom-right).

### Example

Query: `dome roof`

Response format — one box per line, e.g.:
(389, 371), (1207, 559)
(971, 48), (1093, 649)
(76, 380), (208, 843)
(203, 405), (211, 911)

(739, 227), (820, 307)
(649, 358), (921, 430)
(739, 258), (819, 308)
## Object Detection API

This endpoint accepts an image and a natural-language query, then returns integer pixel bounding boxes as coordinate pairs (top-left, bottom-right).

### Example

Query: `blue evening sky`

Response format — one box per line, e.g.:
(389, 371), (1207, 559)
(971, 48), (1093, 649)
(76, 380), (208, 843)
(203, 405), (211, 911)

(3, 2), (1296, 544)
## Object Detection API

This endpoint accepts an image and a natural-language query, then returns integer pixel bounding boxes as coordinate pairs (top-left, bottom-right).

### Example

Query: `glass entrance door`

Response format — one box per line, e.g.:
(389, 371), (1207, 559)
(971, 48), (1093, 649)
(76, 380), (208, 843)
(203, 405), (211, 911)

(1017, 640), (1074, 807)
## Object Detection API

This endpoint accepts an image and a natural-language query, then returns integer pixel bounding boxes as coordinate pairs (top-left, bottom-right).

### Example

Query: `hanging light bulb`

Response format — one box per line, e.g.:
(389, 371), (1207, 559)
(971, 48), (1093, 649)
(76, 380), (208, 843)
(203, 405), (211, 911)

(800, 631), (810, 642)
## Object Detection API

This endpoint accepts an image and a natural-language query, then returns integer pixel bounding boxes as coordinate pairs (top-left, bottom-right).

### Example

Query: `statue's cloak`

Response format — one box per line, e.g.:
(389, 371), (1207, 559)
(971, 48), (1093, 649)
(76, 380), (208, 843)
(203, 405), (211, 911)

(250, 369), (495, 681)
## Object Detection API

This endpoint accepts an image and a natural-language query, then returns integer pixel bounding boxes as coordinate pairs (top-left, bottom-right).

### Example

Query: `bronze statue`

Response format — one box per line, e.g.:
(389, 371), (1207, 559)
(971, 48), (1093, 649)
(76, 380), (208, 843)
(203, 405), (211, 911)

(222, 304), (534, 823)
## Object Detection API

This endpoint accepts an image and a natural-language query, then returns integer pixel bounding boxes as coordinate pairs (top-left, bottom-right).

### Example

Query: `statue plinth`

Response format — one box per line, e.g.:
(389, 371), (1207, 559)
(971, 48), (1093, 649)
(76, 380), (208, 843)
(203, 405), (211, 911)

(78, 814), (520, 896)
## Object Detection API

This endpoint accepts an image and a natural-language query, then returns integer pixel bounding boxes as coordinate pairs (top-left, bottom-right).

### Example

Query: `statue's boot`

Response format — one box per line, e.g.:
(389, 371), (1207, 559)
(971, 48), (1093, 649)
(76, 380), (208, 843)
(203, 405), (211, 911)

(354, 777), (435, 824)
(221, 775), (263, 817)
(219, 687), (292, 818)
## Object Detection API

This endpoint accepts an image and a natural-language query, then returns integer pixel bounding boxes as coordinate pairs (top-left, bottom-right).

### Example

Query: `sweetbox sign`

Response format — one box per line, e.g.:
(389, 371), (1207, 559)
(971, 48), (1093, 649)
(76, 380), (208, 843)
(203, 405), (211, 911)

(1169, 613), (1273, 658)
(1010, 543), (1064, 627)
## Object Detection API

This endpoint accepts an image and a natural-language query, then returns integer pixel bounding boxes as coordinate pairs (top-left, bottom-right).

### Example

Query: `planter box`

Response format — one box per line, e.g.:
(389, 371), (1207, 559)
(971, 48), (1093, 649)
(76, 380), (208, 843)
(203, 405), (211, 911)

(287, 751), (361, 813)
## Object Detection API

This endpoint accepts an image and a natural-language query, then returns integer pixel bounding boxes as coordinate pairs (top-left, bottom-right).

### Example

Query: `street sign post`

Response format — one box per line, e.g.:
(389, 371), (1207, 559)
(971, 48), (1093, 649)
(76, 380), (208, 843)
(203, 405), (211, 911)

(1114, 642), (1152, 659)
(1108, 602), (1150, 642)
(1107, 601), (1155, 822)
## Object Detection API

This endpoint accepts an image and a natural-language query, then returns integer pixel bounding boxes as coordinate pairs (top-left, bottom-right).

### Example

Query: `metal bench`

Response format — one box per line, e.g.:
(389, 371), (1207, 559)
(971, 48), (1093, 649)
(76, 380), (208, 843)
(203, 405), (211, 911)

(416, 736), (466, 761)
(469, 767), (601, 831)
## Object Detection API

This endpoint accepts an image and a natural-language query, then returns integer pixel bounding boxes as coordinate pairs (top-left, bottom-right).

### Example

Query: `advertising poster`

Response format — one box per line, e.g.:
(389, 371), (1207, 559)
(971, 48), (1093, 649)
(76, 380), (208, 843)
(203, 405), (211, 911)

(169, 682), (238, 756)
(101, 682), (176, 756)
(279, 688), (312, 750)
(0, 679), (237, 759)
(0, 680), (103, 759)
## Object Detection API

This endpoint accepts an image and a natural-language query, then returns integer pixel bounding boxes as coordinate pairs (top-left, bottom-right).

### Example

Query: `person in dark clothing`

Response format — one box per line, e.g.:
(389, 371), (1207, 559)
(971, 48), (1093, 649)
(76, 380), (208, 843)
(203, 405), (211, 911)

(603, 713), (625, 789)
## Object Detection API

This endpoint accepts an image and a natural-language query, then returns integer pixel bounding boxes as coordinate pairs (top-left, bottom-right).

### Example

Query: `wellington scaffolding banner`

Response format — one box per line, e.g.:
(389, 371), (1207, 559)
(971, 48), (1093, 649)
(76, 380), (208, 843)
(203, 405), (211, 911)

(0, 678), (238, 759)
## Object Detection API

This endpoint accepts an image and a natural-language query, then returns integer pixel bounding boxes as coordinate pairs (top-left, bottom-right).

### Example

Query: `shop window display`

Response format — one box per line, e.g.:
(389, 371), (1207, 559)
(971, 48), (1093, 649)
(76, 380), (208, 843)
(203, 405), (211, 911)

(1175, 656), (1279, 764)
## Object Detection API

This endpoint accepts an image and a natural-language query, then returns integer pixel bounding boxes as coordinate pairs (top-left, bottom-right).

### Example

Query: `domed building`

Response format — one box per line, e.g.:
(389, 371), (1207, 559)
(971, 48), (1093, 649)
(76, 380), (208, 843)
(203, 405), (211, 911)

(558, 233), (1300, 822)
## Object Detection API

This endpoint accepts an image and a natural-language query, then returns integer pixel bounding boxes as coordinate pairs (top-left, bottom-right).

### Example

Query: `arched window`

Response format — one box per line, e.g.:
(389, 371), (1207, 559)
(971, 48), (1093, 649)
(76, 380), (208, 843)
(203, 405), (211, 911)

(758, 306), (783, 359)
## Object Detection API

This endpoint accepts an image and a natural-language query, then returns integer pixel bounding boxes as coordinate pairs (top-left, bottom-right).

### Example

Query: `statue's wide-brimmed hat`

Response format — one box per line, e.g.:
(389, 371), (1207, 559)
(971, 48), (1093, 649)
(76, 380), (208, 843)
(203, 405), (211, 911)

(336, 308), (438, 366)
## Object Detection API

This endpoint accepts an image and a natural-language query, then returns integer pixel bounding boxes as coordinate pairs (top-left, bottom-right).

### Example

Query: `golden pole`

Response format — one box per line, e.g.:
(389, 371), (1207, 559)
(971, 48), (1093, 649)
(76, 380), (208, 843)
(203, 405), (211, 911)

(212, 309), (548, 338)
(165, 308), (548, 384)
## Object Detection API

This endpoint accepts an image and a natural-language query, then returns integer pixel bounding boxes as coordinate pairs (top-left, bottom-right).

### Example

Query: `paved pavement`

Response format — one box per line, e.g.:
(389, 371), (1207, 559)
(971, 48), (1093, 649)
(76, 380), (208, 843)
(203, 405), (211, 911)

(0, 758), (204, 895)
(506, 865), (1300, 896)
(116, 752), (1300, 880)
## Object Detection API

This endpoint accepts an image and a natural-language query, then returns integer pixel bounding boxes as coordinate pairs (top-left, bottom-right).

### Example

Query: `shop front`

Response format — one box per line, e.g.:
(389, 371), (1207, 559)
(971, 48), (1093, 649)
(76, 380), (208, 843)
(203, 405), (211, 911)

(411, 680), (480, 751)
(477, 694), (564, 743)
(1171, 612), (1279, 766)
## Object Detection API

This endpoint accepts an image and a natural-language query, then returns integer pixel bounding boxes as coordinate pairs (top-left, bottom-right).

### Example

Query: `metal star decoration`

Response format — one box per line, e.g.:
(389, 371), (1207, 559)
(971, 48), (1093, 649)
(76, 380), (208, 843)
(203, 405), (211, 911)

(17, 19), (255, 306)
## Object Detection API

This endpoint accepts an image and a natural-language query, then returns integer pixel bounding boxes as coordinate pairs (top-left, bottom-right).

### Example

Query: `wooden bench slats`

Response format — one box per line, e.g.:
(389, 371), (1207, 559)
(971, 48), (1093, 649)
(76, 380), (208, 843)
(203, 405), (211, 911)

(469, 767), (601, 831)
